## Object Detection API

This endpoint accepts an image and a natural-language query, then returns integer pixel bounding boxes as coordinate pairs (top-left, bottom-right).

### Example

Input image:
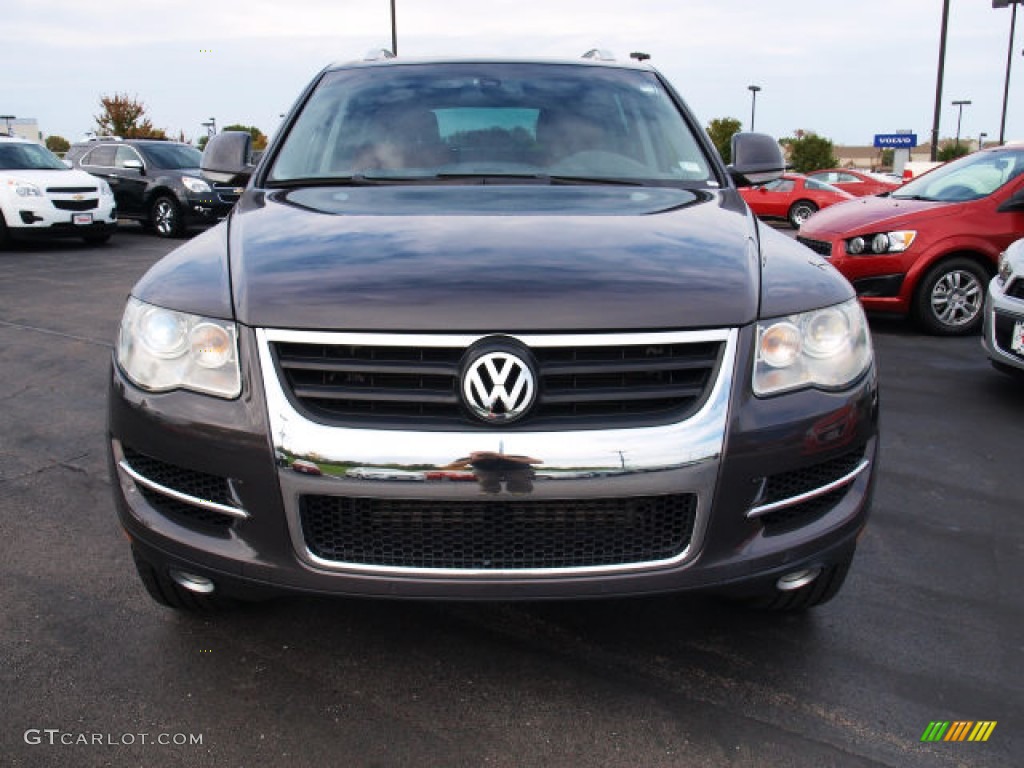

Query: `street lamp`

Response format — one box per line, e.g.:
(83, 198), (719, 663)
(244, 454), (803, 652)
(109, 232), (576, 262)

(992, 1), (1023, 145)
(951, 100), (971, 150)
(201, 117), (216, 138)
(747, 85), (761, 131)
(629, 52), (651, 62)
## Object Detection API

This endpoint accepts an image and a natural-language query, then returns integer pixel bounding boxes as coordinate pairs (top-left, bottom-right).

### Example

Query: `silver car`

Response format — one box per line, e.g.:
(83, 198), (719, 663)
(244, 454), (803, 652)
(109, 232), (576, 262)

(983, 237), (1024, 375)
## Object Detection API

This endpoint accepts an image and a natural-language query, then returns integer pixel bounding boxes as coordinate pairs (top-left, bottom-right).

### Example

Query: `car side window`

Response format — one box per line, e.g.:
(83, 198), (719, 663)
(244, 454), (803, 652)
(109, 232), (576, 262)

(838, 173), (859, 184)
(83, 145), (116, 167)
(115, 146), (143, 169)
(763, 179), (794, 192)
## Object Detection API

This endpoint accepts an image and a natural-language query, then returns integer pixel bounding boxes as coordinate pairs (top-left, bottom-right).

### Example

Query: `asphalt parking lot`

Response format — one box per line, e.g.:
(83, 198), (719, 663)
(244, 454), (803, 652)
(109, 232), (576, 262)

(1, 227), (1021, 768)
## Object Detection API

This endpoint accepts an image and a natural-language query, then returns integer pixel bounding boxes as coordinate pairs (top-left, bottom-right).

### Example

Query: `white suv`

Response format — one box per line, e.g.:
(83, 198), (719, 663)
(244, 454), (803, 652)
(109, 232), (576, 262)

(0, 136), (117, 247)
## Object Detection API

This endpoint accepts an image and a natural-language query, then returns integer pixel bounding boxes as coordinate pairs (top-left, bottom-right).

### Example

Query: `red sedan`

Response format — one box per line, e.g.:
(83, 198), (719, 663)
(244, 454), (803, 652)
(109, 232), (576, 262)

(806, 168), (901, 197)
(740, 173), (854, 228)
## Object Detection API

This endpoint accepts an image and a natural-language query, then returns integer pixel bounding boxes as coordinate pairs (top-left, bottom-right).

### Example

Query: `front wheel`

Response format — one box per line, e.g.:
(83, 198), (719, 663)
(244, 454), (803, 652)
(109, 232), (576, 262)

(149, 195), (185, 238)
(913, 258), (988, 335)
(788, 200), (818, 229)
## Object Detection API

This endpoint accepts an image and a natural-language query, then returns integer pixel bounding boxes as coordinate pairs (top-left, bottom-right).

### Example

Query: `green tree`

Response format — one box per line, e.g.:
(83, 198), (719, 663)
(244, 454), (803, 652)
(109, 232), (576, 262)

(197, 135), (209, 151)
(879, 148), (894, 170)
(937, 141), (970, 162)
(222, 123), (268, 150)
(45, 135), (70, 155)
(706, 117), (743, 164)
(782, 130), (838, 173)
(94, 93), (167, 139)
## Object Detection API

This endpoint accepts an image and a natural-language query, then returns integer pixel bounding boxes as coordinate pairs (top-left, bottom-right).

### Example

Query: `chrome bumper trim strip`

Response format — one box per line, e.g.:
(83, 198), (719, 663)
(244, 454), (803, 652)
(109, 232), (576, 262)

(746, 459), (871, 519)
(117, 459), (250, 520)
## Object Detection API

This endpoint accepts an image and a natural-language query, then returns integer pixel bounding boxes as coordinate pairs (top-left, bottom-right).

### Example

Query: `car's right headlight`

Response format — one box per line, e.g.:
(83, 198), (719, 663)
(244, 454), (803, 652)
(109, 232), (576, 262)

(116, 297), (240, 398)
(753, 298), (873, 396)
(181, 176), (212, 194)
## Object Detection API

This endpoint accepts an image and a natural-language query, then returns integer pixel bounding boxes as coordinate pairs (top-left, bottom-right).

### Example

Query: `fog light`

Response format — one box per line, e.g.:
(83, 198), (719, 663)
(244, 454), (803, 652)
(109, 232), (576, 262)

(169, 570), (215, 594)
(871, 233), (889, 253)
(848, 236), (865, 255)
(776, 568), (821, 591)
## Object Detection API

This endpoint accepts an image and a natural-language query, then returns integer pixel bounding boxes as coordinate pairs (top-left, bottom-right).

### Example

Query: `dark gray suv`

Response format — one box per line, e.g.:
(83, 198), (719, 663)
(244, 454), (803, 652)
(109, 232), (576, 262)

(67, 138), (237, 237)
(107, 53), (878, 613)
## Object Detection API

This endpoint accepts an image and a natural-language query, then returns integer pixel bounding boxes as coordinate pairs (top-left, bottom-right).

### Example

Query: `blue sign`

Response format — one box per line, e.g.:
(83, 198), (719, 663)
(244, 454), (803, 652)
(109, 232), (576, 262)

(874, 133), (918, 148)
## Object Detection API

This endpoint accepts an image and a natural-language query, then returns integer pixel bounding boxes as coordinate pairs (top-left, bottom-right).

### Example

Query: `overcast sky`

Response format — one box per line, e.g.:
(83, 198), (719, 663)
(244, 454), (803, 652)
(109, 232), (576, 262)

(3, 0), (1021, 147)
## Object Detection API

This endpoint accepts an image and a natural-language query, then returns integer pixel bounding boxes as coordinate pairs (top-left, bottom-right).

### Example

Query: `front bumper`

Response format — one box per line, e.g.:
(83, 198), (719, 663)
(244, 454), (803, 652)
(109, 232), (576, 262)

(5, 194), (117, 238)
(107, 325), (879, 601)
(982, 277), (1024, 372)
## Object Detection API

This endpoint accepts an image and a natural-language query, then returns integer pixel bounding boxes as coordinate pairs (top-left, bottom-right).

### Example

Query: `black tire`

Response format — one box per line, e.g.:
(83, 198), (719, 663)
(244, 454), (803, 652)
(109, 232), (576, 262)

(747, 552), (853, 612)
(131, 548), (235, 613)
(149, 195), (185, 238)
(913, 257), (988, 335)
(0, 210), (11, 248)
(788, 200), (818, 229)
(82, 234), (111, 246)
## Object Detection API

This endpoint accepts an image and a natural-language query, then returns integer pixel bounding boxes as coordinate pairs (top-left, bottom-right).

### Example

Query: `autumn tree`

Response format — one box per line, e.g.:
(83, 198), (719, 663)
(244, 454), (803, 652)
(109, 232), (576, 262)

(94, 93), (167, 139)
(45, 135), (70, 155)
(780, 130), (838, 173)
(706, 117), (743, 164)
(222, 124), (268, 150)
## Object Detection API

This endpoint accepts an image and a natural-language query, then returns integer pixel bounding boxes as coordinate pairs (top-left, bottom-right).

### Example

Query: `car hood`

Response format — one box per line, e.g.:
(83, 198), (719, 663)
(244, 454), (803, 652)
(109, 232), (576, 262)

(225, 185), (761, 332)
(800, 194), (951, 238)
(1, 168), (104, 188)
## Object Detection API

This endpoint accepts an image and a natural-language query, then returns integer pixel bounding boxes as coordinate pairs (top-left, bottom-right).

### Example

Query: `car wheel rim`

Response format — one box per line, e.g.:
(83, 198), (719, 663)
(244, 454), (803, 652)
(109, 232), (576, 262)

(793, 206), (813, 225)
(930, 269), (982, 327)
(154, 201), (175, 235)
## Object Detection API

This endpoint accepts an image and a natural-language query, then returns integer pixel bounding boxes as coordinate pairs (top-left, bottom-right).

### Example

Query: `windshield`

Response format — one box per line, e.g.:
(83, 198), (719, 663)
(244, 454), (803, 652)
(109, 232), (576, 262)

(268, 62), (714, 185)
(0, 142), (67, 171)
(138, 143), (202, 169)
(892, 148), (1024, 202)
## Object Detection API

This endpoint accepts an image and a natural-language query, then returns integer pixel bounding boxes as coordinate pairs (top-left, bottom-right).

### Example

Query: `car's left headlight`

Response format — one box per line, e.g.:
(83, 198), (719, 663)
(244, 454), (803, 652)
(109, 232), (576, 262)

(181, 176), (211, 194)
(116, 297), (240, 398)
(753, 298), (873, 396)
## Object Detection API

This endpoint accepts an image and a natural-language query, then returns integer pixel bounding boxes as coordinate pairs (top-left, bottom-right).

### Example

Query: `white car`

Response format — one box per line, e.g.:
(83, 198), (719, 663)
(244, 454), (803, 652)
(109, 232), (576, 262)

(0, 136), (117, 247)
(983, 237), (1024, 376)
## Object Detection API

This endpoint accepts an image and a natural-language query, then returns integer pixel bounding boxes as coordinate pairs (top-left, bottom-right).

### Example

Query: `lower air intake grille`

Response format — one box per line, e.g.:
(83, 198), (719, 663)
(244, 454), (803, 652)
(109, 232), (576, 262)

(300, 493), (697, 570)
(121, 446), (236, 531)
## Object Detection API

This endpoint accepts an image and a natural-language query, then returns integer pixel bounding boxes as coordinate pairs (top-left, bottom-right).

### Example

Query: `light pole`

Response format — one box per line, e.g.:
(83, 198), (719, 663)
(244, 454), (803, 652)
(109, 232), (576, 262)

(993, 1), (1022, 145)
(201, 117), (216, 138)
(951, 100), (971, 151)
(748, 85), (761, 131)
(930, 0), (952, 161)
(390, 0), (398, 55)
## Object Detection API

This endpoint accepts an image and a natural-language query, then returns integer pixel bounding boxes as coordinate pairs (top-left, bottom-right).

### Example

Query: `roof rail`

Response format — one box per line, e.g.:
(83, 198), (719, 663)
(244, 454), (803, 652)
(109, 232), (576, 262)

(85, 135), (122, 142)
(581, 48), (616, 62)
(363, 48), (396, 61)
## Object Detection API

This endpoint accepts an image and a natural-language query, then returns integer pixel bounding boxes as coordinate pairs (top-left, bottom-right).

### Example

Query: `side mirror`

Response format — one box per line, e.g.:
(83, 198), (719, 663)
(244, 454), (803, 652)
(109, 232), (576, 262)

(123, 159), (144, 173)
(728, 132), (785, 187)
(997, 188), (1024, 213)
(201, 131), (256, 185)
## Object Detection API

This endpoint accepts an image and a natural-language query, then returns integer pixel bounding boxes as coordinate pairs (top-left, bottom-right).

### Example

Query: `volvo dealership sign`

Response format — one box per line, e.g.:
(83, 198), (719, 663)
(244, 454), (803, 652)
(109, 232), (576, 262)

(874, 133), (918, 148)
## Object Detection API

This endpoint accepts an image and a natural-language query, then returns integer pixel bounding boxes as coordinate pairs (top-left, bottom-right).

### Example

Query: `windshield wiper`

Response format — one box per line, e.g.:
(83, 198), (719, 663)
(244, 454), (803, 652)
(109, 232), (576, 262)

(890, 194), (937, 201)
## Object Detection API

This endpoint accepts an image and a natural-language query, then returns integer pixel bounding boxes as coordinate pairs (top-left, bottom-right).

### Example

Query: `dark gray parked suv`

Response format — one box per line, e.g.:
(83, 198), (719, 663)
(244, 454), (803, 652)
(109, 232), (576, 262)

(67, 138), (237, 237)
(107, 53), (878, 613)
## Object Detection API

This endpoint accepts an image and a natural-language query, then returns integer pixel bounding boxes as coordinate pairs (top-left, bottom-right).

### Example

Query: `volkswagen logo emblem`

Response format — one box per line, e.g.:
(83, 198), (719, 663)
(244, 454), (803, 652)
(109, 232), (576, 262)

(462, 349), (536, 424)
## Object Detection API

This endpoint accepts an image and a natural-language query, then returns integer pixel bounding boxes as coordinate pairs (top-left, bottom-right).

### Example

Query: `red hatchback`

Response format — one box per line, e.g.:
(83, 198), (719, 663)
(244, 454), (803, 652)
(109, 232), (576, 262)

(806, 168), (900, 197)
(798, 145), (1024, 334)
(740, 173), (854, 228)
